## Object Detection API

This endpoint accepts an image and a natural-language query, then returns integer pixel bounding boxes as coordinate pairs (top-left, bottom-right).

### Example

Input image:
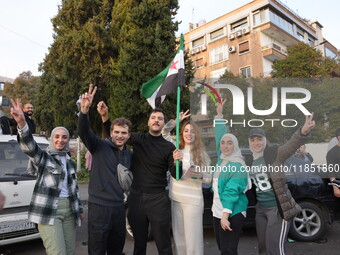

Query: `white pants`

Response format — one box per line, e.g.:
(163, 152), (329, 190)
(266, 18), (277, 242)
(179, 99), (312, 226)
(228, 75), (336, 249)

(171, 200), (204, 255)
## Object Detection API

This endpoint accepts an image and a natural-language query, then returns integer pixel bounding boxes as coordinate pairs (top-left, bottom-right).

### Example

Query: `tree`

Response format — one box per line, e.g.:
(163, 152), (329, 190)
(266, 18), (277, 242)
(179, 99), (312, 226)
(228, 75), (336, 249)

(4, 71), (39, 106)
(36, 0), (191, 135)
(108, 0), (189, 132)
(271, 42), (340, 78)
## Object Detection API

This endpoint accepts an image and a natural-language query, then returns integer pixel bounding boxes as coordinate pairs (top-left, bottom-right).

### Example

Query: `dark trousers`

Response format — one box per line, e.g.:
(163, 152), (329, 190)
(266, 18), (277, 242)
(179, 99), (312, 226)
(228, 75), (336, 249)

(127, 190), (172, 255)
(88, 202), (126, 255)
(213, 213), (245, 255)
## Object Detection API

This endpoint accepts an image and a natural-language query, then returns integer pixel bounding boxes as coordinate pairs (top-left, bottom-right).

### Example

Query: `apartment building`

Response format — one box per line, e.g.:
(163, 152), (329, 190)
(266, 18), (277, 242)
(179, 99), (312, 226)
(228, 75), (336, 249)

(184, 0), (338, 79)
(0, 76), (14, 116)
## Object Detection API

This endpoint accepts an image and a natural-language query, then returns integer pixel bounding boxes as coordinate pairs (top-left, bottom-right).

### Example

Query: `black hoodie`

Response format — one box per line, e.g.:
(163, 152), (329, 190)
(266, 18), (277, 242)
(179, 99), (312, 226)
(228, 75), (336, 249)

(78, 113), (131, 206)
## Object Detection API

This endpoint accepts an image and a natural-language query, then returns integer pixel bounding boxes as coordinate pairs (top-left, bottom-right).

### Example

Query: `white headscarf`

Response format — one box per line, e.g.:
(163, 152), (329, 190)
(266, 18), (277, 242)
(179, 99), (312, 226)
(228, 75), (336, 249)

(219, 133), (246, 167)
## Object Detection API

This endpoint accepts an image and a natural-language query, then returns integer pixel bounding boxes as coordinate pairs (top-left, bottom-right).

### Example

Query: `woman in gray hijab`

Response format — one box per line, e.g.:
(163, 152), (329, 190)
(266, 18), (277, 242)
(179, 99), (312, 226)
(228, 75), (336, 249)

(10, 98), (83, 255)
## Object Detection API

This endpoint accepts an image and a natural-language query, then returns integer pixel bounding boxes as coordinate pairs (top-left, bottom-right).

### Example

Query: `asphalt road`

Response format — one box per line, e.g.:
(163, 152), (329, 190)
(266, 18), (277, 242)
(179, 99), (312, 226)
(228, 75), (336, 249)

(1, 184), (340, 255)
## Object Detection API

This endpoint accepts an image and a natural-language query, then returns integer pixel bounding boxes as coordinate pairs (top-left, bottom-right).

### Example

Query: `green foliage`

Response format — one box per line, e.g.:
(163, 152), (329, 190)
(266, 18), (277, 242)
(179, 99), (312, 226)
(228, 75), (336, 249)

(37, 0), (117, 135)
(108, 0), (189, 132)
(76, 168), (91, 182)
(4, 71), (39, 109)
(72, 151), (90, 182)
(271, 42), (340, 78)
(36, 0), (191, 135)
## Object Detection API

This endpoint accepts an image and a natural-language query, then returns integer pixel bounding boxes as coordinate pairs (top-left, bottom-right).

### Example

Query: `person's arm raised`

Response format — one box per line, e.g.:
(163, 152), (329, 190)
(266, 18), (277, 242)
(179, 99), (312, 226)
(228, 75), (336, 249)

(10, 98), (26, 128)
(80, 84), (97, 115)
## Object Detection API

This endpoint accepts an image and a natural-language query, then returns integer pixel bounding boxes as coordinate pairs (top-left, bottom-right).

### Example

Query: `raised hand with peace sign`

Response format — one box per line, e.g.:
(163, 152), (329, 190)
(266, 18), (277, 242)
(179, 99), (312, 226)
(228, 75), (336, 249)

(80, 84), (98, 114)
(301, 112), (316, 135)
(10, 98), (26, 129)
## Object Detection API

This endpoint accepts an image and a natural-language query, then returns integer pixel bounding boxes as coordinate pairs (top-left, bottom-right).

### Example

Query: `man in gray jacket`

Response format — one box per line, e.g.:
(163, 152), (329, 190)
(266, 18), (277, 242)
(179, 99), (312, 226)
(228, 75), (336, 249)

(78, 84), (132, 255)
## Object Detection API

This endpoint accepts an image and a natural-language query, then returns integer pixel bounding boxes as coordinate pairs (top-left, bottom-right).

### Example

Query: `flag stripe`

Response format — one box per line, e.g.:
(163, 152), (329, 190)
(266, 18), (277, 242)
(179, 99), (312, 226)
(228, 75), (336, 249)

(141, 63), (171, 98)
(141, 34), (185, 108)
(156, 67), (184, 98)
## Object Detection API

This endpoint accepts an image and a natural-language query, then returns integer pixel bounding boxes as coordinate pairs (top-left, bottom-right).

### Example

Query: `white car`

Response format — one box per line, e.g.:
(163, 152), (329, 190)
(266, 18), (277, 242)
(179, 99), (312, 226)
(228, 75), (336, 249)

(0, 134), (49, 246)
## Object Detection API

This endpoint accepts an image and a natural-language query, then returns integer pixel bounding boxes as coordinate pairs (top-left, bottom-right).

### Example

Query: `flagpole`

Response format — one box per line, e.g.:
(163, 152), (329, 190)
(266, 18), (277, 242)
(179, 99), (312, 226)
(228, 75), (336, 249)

(175, 85), (181, 180)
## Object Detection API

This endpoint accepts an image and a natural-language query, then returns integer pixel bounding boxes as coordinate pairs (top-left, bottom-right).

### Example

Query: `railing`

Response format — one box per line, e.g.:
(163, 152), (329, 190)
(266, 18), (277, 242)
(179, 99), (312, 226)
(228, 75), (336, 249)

(261, 43), (288, 56)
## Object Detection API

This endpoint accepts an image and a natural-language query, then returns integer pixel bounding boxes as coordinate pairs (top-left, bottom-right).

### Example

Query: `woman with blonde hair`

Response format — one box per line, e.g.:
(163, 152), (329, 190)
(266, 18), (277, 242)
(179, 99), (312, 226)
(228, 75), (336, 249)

(170, 117), (211, 255)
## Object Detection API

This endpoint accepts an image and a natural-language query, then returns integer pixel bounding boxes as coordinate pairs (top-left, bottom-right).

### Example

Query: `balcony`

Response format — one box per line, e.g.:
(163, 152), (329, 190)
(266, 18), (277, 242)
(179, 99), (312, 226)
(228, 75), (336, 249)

(260, 22), (299, 47)
(262, 43), (287, 62)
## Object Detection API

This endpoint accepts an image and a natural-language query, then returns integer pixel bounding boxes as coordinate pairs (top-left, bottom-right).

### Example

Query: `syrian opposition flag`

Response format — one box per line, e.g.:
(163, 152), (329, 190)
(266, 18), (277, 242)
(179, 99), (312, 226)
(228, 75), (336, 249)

(141, 34), (185, 109)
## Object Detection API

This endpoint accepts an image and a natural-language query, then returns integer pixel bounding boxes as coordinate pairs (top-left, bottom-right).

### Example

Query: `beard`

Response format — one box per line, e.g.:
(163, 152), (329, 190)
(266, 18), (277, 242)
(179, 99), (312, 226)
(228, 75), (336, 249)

(24, 111), (33, 116)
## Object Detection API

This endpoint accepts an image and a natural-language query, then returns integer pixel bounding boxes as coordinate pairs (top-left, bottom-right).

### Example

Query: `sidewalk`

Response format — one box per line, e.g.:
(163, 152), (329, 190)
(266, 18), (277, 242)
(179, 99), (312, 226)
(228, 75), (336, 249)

(78, 183), (89, 204)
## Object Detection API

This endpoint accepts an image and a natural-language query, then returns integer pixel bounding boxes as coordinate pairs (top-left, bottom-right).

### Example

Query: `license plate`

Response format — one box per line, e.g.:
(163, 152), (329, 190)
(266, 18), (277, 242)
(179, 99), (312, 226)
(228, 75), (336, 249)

(0, 220), (36, 234)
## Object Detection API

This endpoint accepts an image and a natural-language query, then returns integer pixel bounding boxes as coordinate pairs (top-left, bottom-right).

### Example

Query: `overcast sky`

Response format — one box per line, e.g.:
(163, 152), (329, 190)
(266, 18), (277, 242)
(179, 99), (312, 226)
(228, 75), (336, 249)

(0, 0), (339, 79)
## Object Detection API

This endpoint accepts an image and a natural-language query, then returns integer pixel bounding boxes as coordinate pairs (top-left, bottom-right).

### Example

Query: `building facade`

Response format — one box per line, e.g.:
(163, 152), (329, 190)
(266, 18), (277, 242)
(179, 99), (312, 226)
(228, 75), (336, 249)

(184, 0), (338, 79)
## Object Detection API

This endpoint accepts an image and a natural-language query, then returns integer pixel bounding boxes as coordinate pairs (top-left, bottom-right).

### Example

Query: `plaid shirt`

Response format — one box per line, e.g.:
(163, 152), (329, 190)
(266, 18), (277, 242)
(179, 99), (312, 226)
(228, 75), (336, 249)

(18, 124), (83, 226)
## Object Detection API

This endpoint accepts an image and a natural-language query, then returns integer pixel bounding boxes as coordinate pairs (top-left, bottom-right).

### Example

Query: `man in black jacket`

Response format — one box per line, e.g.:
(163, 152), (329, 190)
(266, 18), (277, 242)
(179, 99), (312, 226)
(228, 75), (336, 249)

(0, 103), (35, 135)
(78, 85), (132, 255)
(22, 103), (36, 134)
(98, 102), (181, 255)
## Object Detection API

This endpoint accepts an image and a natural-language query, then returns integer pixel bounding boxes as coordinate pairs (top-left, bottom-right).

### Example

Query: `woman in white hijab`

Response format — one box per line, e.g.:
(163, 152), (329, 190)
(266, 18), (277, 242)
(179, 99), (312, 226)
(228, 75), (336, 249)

(10, 98), (83, 255)
(212, 101), (251, 255)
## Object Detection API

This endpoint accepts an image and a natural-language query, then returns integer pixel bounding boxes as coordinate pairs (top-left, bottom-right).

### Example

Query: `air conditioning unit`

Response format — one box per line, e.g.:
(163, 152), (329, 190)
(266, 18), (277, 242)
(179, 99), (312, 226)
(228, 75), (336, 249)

(236, 31), (242, 37)
(229, 46), (236, 53)
(242, 27), (250, 34)
(200, 45), (207, 51)
(228, 33), (235, 40)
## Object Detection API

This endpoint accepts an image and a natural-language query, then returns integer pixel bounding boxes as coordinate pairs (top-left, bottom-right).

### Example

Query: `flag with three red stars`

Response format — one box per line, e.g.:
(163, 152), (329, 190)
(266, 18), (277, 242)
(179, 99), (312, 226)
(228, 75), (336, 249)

(141, 34), (185, 109)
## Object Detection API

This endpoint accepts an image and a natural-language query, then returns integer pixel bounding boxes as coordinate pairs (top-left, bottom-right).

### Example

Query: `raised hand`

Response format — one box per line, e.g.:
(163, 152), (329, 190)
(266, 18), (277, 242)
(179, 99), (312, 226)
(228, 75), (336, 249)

(10, 98), (26, 129)
(179, 109), (191, 122)
(80, 84), (97, 114)
(301, 112), (315, 135)
(216, 99), (226, 117)
(97, 101), (108, 117)
(97, 101), (109, 123)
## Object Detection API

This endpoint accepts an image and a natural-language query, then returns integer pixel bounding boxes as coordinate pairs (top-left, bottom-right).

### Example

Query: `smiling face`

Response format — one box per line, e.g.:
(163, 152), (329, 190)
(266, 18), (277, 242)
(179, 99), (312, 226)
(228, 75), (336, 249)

(249, 136), (266, 153)
(52, 129), (69, 151)
(23, 104), (33, 116)
(182, 124), (195, 146)
(148, 111), (165, 135)
(220, 136), (234, 156)
(111, 124), (130, 150)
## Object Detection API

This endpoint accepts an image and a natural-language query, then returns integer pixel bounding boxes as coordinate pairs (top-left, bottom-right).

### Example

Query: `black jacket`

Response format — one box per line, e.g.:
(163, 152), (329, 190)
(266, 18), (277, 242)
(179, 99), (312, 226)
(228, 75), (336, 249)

(0, 116), (16, 134)
(24, 114), (36, 134)
(78, 113), (132, 206)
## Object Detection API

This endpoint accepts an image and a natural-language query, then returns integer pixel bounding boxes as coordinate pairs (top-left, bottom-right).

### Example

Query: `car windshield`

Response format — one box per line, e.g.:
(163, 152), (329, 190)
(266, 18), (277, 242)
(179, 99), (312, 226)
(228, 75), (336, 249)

(0, 141), (48, 177)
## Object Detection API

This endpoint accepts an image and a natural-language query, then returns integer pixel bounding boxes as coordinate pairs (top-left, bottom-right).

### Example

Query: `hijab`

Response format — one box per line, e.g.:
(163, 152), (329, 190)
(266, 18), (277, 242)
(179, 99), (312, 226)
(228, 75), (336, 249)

(48, 126), (70, 156)
(219, 133), (246, 167)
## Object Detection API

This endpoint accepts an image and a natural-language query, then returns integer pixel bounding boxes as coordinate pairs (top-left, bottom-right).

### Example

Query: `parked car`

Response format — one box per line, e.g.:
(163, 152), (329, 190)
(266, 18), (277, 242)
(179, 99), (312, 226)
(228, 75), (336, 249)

(0, 135), (49, 246)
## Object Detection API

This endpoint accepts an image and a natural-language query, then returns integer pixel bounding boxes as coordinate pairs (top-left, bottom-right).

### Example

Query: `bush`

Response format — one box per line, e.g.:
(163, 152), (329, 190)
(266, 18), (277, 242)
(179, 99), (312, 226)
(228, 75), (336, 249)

(77, 168), (90, 183)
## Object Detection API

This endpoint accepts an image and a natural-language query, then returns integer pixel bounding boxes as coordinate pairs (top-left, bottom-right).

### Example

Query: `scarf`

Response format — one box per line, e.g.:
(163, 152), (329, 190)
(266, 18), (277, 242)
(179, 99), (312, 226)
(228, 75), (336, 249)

(47, 126), (70, 156)
(219, 133), (246, 167)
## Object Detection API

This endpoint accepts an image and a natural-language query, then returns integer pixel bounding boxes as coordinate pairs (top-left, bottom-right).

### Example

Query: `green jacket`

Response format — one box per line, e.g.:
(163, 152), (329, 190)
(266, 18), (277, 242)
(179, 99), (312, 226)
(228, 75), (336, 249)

(214, 119), (249, 217)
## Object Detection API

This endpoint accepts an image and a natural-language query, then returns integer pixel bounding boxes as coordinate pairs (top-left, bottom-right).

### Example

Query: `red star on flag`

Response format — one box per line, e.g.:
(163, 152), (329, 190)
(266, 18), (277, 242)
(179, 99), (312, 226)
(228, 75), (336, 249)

(170, 60), (178, 71)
